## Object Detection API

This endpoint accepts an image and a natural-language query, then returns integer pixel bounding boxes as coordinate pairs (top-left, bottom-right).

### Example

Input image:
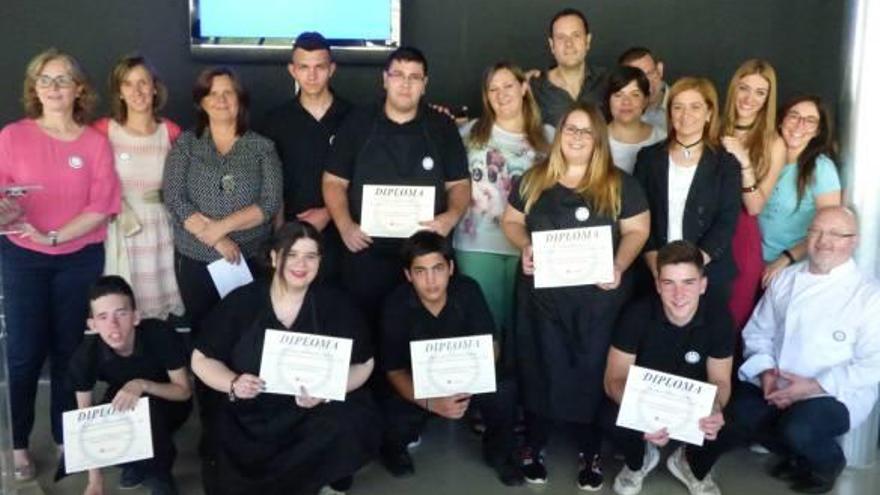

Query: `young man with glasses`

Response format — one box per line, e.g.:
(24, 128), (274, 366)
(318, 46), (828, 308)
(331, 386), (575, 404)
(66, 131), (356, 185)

(322, 46), (470, 328)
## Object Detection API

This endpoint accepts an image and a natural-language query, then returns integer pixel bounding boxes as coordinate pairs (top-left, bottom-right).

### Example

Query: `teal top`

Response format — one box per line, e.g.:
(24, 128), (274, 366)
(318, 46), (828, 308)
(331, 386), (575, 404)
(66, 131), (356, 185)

(758, 154), (840, 262)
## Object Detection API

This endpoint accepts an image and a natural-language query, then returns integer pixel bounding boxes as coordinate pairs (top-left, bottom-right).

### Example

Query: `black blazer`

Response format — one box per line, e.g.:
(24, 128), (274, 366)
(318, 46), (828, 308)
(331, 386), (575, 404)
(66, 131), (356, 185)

(633, 141), (742, 284)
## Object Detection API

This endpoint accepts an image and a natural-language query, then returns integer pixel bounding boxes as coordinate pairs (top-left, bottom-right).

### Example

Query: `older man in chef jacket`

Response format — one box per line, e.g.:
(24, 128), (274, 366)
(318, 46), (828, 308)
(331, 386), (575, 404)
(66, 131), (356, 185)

(729, 206), (880, 494)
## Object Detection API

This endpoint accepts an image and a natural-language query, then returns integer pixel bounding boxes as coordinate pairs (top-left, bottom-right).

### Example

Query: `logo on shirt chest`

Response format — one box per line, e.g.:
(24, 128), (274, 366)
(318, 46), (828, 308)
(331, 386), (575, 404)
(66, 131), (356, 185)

(575, 206), (590, 222)
(684, 350), (701, 364)
(68, 155), (84, 169)
(422, 156), (434, 171)
(832, 330), (847, 342)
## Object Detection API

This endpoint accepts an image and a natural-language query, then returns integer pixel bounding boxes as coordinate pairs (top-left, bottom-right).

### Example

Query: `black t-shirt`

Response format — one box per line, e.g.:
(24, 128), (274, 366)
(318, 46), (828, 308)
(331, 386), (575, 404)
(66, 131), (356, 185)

(68, 319), (187, 396)
(508, 172), (648, 245)
(380, 276), (495, 372)
(324, 102), (469, 220)
(196, 281), (372, 371)
(613, 295), (733, 382)
(260, 95), (352, 217)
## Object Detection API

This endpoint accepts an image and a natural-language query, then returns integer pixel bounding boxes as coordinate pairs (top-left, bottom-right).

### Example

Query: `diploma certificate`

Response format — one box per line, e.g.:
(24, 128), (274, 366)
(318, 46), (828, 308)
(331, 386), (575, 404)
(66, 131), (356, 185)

(63, 397), (154, 473)
(616, 366), (718, 446)
(361, 184), (435, 238)
(531, 226), (614, 288)
(259, 329), (353, 401)
(410, 334), (496, 399)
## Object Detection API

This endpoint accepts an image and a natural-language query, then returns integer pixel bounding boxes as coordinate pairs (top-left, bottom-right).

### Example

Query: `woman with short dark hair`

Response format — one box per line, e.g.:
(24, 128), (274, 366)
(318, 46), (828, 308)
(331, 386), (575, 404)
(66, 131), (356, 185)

(605, 66), (666, 174)
(162, 66), (282, 335)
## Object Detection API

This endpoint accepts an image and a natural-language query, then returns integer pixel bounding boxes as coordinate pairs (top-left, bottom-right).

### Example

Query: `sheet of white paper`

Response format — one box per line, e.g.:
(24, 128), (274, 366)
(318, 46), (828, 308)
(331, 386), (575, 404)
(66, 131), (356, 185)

(259, 330), (353, 401)
(616, 365), (718, 446)
(410, 334), (496, 399)
(63, 397), (154, 473)
(531, 225), (614, 288)
(360, 184), (435, 238)
(207, 257), (253, 298)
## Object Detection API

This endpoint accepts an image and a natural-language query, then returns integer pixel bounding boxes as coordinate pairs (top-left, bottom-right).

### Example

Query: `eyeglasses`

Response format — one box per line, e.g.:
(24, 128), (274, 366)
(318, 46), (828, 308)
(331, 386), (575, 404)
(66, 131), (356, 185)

(806, 228), (856, 241)
(35, 74), (76, 89)
(386, 71), (426, 85)
(784, 112), (820, 130)
(562, 124), (594, 139)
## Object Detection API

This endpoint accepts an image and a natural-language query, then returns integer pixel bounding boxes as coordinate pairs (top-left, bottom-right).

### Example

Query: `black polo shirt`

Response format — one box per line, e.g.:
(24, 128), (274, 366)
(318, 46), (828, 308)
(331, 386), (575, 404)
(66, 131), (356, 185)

(68, 319), (187, 396)
(381, 276), (495, 372)
(260, 95), (352, 218)
(324, 102), (469, 196)
(613, 295), (733, 382)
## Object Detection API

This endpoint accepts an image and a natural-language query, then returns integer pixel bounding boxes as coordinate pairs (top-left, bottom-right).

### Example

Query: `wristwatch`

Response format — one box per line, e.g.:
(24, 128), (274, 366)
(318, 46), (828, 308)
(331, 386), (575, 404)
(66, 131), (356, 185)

(47, 230), (59, 246)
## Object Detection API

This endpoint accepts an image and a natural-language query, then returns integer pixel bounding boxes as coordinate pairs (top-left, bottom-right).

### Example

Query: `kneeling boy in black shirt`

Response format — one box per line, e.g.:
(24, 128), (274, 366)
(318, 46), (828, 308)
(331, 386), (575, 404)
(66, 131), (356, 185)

(68, 276), (192, 495)
(604, 240), (733, 495)
(379, 231), (523, 486)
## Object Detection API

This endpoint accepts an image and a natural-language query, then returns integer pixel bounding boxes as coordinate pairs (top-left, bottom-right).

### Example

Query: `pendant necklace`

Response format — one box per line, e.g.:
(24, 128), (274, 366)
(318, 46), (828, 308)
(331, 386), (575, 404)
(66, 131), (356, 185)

(674, 138), (703, 160)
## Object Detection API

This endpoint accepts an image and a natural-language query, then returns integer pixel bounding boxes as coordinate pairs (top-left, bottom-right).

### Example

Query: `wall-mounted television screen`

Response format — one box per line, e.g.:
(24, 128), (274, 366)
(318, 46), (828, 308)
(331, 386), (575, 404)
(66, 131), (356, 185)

(190, 0), (401, 63)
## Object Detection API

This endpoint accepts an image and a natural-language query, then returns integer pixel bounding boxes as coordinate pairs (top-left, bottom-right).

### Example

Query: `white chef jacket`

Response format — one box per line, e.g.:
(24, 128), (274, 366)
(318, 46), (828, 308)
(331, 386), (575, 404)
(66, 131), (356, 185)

(739, 259), (880, 429)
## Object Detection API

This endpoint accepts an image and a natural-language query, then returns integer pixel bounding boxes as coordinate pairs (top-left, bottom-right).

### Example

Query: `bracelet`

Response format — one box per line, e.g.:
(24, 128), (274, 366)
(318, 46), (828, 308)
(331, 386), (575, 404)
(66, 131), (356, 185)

(228, 374), (241, 402)
(741, 184), (758, 193)
(782, 249), (796, 265)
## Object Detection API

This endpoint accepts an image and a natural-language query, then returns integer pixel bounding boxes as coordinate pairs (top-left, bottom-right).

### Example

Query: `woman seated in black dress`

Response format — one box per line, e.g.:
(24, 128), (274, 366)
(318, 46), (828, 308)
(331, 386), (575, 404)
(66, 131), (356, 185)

(191, 221), (380, 495)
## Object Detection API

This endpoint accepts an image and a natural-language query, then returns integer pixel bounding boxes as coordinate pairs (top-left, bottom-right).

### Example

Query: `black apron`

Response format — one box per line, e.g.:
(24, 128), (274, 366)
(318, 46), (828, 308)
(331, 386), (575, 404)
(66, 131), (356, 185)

(212, 287), (381, 494)
(515, 185), (631, 423)
(341, 107), (448, 326)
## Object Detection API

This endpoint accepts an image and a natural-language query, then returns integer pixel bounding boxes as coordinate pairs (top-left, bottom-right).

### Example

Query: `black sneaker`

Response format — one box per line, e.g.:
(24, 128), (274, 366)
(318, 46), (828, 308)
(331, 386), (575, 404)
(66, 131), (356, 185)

(382, 449), (415, 478)
(119, 464), (146, 490)
(519, 447), (548, 484)
(329, 475), (353, 491)
(491, 457), (525, 487)
(769, 457), (807, 482)
(577, 453), (603, 491)
(142, 473), (179, 495)
(790, 472), (838, 494)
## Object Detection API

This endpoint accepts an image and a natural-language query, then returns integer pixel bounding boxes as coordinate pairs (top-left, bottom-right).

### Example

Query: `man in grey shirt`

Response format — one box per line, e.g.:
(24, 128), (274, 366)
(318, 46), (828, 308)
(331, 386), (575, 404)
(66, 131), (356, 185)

(529, 8), (608, 127)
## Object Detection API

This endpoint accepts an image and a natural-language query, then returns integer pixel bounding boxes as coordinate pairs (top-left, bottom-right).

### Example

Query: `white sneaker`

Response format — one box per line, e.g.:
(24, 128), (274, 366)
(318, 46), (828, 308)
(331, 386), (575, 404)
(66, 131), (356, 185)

(666, 446), (721, 495)
(613, 443), (660, 495)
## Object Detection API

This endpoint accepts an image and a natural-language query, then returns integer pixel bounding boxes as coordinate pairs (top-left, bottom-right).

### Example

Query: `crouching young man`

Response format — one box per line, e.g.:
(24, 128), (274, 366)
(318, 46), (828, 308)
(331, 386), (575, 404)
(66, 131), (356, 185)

(604, 241), (733, 495)
(378, 231), (523, 486)
(69, 276), (192, 495)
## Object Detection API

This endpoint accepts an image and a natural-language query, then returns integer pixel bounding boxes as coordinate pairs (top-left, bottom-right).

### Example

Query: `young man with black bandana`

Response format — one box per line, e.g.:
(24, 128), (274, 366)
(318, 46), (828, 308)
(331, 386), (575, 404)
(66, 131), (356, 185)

(378, 231), (523, 486)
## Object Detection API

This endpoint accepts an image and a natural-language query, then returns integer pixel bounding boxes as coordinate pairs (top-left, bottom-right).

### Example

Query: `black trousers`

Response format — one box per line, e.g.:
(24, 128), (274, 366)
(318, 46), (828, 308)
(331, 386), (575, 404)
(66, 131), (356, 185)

(600, 401), (718, 479)
(525, 412), (602, 459)
(382, 378), (519, 465)
(125, 397), (192, 478)
(341, 246), (405, 331)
